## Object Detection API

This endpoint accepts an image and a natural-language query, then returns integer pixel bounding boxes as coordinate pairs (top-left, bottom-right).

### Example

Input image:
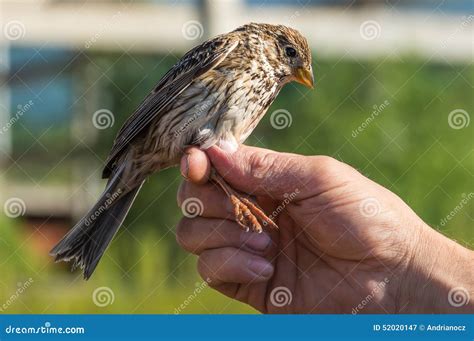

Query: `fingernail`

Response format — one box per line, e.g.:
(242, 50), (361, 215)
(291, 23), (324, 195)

(180, 153), (189, 179)
(247, 258), (273, 278)
(241, 233), (271, 252)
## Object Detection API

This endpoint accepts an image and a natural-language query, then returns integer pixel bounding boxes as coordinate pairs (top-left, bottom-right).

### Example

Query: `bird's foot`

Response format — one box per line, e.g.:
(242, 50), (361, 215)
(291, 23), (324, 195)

(230, 194), (278, 233)
(210, 168), (278, 232)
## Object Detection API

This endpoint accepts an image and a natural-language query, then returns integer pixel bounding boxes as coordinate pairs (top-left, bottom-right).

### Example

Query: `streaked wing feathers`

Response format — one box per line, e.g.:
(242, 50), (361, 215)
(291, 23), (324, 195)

(102, 36), (239, 178)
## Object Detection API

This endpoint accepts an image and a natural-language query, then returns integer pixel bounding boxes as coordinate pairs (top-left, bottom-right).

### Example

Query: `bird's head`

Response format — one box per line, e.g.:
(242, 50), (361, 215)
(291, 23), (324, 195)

(272, 24), (314, 89)
(236, 23), (314, 89)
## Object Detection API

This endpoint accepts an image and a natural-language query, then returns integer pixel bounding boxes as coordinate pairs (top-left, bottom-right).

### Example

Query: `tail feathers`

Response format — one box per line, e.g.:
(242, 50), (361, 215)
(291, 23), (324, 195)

(50, 176), (143, 280)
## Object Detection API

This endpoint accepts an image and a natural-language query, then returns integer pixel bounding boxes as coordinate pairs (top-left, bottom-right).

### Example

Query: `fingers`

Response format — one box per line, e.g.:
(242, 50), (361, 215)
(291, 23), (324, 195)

(180, 147), (211, 184)
(176, 217), (272, 255)
(198, 247), (274, 285)
(176, 215), (274, 286)
(180, 145), (360, 203)
(203, 145), (355, 201)
(177, 181), (233, 219)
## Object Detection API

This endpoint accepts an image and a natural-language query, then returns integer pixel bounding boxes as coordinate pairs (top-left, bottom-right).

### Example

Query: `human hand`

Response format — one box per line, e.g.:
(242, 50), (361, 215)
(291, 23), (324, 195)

(176, 145), (473, 313)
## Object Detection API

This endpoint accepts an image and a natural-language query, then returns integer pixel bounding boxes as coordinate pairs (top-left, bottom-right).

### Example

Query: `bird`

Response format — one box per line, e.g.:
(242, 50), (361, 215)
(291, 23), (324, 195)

(50, 22), (314, 280)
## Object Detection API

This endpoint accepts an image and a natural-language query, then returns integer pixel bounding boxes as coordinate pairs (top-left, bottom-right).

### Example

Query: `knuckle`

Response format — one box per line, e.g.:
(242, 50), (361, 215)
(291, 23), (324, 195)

(310, 155), (360, 186)
(248, 152), (274, 179)
(313, 155), (345, 174)
(252, 152), (272, 169)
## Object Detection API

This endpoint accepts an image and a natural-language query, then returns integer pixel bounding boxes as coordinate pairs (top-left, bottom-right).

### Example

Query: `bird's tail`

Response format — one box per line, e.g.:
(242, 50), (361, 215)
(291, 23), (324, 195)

(50, 167), (142, 280)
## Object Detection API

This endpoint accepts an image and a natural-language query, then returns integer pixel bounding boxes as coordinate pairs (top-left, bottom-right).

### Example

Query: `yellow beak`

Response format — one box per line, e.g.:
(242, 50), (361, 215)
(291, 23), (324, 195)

(295, 66), (314, 89)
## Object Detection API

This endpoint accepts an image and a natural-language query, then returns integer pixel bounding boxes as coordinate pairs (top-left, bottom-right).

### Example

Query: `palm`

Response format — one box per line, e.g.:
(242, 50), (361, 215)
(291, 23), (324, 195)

(240, 182), (407, 313)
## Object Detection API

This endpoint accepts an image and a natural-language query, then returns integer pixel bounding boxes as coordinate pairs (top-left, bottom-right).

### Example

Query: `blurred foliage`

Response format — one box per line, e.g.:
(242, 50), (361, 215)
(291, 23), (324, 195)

(1, 52), (472, 313)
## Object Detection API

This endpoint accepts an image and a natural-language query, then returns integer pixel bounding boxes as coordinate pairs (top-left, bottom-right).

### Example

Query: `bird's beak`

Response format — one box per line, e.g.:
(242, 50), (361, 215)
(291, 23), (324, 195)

(295, 66), (314, 89)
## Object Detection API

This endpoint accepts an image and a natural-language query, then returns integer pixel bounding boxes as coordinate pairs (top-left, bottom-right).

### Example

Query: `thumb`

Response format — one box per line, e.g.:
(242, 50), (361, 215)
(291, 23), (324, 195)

(206, 145), (329, 200)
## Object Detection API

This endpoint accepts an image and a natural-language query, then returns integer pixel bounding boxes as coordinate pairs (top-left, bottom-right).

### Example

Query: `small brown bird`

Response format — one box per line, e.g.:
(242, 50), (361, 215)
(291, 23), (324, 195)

(50, 23), (314, 279)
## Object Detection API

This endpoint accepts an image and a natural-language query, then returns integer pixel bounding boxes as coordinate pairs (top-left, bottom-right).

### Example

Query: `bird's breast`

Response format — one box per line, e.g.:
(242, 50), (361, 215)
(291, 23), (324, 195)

(213, 66), (280, 143)
(142, 65), (280, 166)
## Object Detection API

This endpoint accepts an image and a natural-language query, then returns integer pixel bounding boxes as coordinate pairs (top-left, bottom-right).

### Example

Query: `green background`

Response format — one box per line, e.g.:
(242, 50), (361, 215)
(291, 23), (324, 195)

(1, 54), (472, 313)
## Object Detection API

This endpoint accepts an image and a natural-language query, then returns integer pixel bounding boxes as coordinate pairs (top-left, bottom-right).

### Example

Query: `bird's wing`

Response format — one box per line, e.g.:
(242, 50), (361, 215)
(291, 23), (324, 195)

(102, 36), (239, 178)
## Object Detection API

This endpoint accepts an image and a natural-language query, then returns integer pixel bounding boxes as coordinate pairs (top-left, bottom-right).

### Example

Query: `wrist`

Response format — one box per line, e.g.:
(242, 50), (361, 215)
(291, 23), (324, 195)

(398, 223), (474, 313)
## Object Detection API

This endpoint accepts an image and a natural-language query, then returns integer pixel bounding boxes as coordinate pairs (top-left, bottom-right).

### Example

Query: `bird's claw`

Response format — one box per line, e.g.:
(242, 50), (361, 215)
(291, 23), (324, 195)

(230, 195), (278, 233)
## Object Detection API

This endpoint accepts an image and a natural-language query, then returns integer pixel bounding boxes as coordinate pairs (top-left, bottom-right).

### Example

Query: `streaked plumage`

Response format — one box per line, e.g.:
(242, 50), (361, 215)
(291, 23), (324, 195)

(50, 23), (313, 279)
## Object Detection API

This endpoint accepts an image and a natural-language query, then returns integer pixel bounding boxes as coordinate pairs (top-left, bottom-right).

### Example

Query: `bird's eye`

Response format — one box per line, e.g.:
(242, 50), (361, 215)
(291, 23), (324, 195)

(285, 46), (297, 58)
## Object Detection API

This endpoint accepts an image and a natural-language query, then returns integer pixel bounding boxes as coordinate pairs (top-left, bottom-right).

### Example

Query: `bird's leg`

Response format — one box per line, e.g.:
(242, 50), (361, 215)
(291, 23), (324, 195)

(209, 169), (278, 233)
